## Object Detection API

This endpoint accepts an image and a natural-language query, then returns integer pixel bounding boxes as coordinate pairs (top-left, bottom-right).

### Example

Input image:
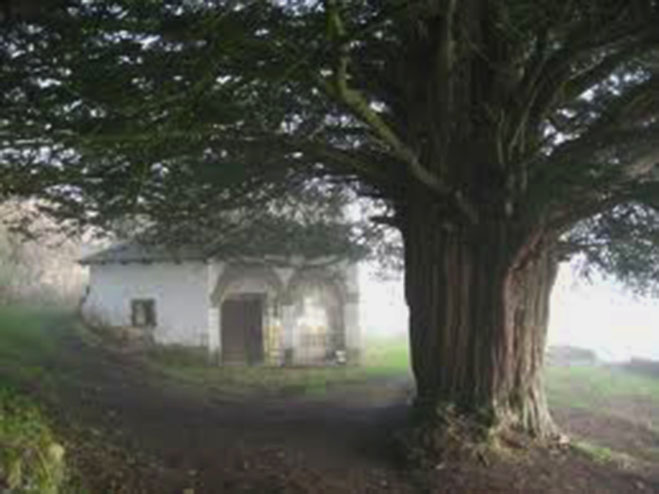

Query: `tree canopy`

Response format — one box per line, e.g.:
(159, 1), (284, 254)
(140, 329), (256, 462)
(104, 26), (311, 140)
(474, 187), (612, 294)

(1, 0), (659, 282)
(0, 1), (384, 261)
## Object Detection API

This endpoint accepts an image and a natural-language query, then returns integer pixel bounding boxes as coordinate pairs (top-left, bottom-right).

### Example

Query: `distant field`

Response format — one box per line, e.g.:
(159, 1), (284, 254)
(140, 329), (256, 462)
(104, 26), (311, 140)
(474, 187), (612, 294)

(546, 363), (659, 409)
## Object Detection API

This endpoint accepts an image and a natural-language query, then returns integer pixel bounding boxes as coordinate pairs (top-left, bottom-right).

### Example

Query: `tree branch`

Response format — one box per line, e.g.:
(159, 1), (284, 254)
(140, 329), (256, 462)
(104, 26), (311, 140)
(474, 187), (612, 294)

(536, 144), (659, 236)
(512, 8), (658, 147)
(433, 0), (456, 168)
(322, 0), (478, 224)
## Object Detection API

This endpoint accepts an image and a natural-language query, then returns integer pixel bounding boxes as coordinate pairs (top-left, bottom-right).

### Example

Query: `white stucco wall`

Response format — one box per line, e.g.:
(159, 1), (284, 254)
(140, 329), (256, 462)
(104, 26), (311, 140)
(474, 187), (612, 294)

(82, 261), (211, 347)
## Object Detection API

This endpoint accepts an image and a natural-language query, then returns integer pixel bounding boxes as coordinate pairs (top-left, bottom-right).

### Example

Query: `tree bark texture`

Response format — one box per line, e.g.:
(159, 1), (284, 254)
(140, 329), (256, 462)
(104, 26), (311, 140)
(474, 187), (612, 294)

(401, 194), (559, 438)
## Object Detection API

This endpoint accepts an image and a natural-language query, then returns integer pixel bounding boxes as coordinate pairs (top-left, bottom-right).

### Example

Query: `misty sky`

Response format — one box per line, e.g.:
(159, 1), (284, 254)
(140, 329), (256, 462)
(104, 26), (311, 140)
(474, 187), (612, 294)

(359, 263), (659, 362)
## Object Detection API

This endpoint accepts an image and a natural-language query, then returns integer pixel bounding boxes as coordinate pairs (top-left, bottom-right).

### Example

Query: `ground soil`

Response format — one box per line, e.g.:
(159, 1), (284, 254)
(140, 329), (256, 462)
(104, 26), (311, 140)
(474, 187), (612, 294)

(26, 324), (659, 493)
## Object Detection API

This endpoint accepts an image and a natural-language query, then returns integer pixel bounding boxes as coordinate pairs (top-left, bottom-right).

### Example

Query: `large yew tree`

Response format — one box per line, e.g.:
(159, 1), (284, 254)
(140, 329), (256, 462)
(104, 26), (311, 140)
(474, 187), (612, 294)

(3, 0), (659, 438)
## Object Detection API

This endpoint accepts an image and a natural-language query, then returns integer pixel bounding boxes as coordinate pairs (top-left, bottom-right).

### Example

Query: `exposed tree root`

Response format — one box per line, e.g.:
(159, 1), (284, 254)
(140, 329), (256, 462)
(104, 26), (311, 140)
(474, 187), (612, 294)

(396, 404), (568, 469)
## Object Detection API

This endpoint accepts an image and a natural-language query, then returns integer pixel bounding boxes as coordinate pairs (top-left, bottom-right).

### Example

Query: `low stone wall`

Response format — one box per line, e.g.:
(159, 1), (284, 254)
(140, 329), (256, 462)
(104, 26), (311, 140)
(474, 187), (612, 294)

(545, 345), (597, 367)
(625, 358), (659, 378)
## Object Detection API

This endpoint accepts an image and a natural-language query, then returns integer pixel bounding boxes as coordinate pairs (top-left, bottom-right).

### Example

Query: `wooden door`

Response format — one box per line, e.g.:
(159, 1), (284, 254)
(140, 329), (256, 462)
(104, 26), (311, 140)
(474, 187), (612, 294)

(221, 297), (264, 365)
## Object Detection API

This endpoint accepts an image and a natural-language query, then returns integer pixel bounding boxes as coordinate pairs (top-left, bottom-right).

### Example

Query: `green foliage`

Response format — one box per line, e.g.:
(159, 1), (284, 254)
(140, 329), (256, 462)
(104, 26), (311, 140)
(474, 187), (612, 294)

(566, 204), (659, 295)
(0, 387), (65, 494)
(0, 0), (389, 262)
(2, 0), (659, 287)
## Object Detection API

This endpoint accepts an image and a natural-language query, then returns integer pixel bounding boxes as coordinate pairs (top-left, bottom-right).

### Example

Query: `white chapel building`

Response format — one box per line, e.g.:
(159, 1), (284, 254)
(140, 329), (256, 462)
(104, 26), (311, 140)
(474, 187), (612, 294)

(79, 243), (361, 365)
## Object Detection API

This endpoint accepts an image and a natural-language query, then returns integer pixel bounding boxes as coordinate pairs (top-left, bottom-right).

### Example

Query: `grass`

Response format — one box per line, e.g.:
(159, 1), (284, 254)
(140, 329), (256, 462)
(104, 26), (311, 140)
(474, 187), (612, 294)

(0, 306), (60, 362)
(0, 306), (72, 397)
(0, 305), (160, 494)
(0, 302), (411, 402)
(545, 363), (659, 466)
(144, 335), (412, 398)
(4, 302), (658, 405)
(0, 385), (67, 494)
(572, 440), (638, 469)
(0, 306), (76, 493)
(361, 336), (411, 376)
(2, 305), (659, 488)
(545, 364), (659, 410)
(2, 302), (658, 407)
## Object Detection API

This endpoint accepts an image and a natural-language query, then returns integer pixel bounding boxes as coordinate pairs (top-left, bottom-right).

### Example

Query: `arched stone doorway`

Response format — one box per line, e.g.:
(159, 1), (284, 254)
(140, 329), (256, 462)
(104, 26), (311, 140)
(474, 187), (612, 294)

(286, 269), (347, 365)
(211, 264), (284, 365)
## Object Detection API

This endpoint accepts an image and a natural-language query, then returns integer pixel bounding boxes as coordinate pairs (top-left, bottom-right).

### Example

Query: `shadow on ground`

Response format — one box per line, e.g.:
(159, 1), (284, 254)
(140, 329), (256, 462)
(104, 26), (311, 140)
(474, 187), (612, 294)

(3, 313), (659, 493)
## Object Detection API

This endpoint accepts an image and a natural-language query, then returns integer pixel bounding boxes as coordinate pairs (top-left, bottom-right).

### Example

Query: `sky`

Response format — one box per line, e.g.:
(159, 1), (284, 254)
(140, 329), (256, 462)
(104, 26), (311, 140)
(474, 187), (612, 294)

(359, 262), (659, 362)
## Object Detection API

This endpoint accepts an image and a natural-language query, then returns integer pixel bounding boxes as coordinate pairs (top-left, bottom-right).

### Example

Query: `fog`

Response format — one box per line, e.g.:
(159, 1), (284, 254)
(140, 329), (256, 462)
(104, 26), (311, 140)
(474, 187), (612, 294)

(359, 265), (408, 339)
(360, 262), (659, 362)
(549, 265), (659, 362)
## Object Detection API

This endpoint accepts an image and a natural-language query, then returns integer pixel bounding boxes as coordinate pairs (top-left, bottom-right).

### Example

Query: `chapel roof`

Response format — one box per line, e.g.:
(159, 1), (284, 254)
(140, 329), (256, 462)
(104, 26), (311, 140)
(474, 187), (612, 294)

(79, 242), (344, 266)
(78, 242), (208, 265)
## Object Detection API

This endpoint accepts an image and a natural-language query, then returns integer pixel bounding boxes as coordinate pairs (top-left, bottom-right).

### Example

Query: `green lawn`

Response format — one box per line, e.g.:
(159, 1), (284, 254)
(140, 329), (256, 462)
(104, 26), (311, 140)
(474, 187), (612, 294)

(0, 307), (81, 494)
(143, 335), (412, 398)
(0, 305), (59, 361)
(3, 304), (659, 407)
(3, 304), (659, 412)
(545, 363), (659, 409)
(0, 306), (68, 390)
(0, 304), (412, 400)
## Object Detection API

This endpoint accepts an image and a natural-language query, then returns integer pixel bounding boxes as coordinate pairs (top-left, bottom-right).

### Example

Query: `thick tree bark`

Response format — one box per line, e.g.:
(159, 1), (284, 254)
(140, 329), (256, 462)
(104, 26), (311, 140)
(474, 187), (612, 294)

(401, 194), (559, 438)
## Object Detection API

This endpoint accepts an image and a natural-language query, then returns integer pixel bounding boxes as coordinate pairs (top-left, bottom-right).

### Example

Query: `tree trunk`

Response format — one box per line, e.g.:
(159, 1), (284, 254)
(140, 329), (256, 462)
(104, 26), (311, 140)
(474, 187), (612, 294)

(401, 196), (559, 438)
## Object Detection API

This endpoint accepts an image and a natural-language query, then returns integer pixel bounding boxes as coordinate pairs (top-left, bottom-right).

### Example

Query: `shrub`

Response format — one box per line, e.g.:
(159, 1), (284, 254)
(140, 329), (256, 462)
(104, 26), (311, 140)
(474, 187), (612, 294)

(0, 387), (65, 494)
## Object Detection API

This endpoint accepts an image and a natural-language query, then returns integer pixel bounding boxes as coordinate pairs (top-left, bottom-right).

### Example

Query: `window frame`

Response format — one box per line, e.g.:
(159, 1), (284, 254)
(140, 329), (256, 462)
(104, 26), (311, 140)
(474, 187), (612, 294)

(130, 298), (157, 328)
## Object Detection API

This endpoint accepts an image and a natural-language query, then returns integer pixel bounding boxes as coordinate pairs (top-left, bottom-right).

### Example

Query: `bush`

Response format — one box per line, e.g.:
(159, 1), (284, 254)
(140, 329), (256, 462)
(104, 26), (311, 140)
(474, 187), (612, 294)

(0, 387), (65, 494)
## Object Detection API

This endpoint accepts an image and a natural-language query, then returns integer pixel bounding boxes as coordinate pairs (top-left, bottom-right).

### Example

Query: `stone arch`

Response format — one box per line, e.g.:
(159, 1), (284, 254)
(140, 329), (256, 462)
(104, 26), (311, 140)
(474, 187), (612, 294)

(285, 266), (348, 363)
(211, 263), (284, 305)
(210, 263), (285, 365)
(285, 266), (349, 305)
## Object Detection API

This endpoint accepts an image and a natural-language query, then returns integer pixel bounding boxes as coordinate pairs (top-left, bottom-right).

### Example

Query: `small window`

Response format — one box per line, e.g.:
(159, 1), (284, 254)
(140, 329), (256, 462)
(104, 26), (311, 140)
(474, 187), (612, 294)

(131, 299), (156, 327)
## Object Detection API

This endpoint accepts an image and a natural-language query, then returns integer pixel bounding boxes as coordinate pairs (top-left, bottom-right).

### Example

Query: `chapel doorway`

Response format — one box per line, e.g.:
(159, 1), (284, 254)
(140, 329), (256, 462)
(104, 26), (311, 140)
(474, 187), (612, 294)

(221, 295), (264, 365)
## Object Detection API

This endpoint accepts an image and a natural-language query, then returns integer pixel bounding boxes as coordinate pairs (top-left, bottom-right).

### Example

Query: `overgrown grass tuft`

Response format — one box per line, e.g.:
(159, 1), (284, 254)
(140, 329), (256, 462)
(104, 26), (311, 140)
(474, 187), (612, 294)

(0, 385), (66, 494)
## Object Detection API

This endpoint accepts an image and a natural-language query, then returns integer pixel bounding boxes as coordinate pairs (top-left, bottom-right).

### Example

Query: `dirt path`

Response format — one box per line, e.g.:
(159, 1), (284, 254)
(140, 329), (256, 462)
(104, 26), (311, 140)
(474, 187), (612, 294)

(34, 322), (659, 493)
(45, 325), (419, 493)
